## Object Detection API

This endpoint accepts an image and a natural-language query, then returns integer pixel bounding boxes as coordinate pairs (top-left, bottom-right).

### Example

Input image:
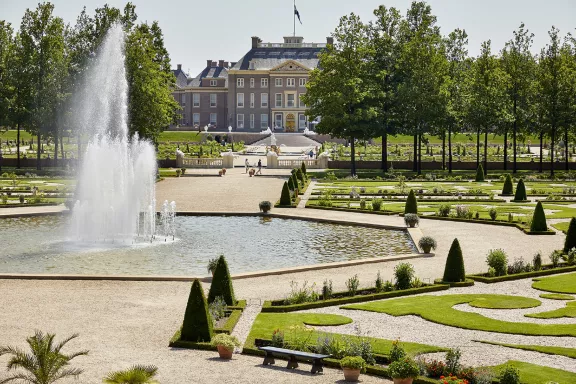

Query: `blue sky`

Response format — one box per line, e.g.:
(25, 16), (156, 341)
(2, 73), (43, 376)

(1, 0), (575, 76)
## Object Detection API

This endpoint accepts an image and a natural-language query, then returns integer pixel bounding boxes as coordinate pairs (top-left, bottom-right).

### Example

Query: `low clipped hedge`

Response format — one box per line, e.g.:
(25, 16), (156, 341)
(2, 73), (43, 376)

(417, 214), (551, 235)
(468, 264), (576, 283)
(261, 284), (449, 312)
(521, 229), (556, 235)
(169, 330), (215, 350)
(305, 204), (397, 216)
(434, 278), (475, 287)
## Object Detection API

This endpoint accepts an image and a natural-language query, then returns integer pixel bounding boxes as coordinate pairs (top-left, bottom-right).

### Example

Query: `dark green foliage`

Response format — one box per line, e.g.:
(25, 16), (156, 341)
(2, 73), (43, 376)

(563, 218), (576, 253)
(404, 190), (418, 214)
(208, 255), (236, 305)
(181, 279), (213, 342)
(442, 238), (466, 283)
(530, 202), (548, 232)
(280, 182), (291, 206)
(296, 168), (304, 184)
(475, 164), (484, 182)
(291, 174), (299, 190)
(301, 162), (307, 176)
(502, 174), (513, 195)
(287, 177), (295, 191)
(514, 179), (527, 201)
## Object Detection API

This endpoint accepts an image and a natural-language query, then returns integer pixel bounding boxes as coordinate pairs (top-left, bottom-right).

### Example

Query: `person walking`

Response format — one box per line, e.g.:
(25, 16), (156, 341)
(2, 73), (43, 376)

(256, 159), (262, 175)
(245, 158), (249, 173)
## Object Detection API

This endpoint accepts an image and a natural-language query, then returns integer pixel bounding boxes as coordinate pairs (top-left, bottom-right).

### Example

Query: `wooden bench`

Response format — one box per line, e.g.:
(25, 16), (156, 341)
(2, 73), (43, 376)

(258, 346), (330, 374)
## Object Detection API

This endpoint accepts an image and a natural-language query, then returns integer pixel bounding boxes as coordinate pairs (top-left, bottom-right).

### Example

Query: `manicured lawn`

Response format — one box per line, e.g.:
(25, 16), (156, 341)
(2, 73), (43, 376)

(490, 360), (576, 384)
(532, 273), (576, 294)
(370, 133), (541, 145)
(525, 301), (576, 319)
(539, 293), (575, 300)
(158, 131), (202, 142)
(553, 221), (570, 233)
(477, 341), (576, 359)
(343, 294), (576, 336)
(244, 313), (446, 357)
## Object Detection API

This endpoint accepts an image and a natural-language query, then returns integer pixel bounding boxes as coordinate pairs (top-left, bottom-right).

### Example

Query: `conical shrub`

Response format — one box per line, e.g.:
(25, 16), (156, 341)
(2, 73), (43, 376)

(530, 201), (548, 232)
(287, 177), (295, 191)
(296, 168), (304, 184)
(563, 217), (576, 253)
(404, 189), (418, 214)
(301, 162), (307, 176)
(280, 181), (291, 206)
(208, 255), (236, 305)
(442, 238), (466, 282)
(502, 174), (513, 195)
(514, 179), (527, 201)
(291, 174), (299, 190)
(181, 279), (213, 342)
(475, 164), (485, 182)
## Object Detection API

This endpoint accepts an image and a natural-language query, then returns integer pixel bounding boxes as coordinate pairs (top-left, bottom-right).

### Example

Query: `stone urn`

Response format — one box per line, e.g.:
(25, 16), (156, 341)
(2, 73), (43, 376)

(216, 345), (233, 359)
(343, 368), (361, 382)
(393, 378), (413, 384)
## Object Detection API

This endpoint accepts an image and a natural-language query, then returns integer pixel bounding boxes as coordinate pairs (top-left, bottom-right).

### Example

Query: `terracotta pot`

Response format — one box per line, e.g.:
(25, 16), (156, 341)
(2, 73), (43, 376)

(393, 378), (414, 384)
(422, 246), (432, 253)
(216, 345), (233, 359)
(342, 368), (361, 382)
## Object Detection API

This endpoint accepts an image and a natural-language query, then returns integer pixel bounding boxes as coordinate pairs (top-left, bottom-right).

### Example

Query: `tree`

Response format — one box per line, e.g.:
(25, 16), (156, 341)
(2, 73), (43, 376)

(501, 23), (535, 173)
(513, 179), (527, 201)
(475, 164), (484, 182)
(404, 189), (418, 214)
(103, 365), (159, 384)
(207, 255), (236, 306)
(530, 201), (548, 232)
(302, 14), (377, 176)
(442, 238), (466, 283)
(502, 174), (514, 195)
(279, 181), (291, 206)
(0, 21), (14, 128)
(563, 217), (576, 253)
(0, 331), (88, 384)
(181, 279), (213, 342)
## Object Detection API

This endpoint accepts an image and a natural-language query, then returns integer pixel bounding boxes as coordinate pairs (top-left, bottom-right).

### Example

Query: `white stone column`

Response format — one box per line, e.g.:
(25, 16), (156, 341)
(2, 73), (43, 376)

(267, 151), (278, 169)
(222, 151), (234, 168)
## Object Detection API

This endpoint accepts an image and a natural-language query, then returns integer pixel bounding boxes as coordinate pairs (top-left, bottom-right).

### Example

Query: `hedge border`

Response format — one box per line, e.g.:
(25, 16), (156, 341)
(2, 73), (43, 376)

(261, 284), (449, 312)
(305, 204), (397, 216)
(308, 197), (502, 203)
(433, 278), (475, 287)
(520, 229), (556, 235)
(467, 265), (576, 283)
(168, 329), (215, 351)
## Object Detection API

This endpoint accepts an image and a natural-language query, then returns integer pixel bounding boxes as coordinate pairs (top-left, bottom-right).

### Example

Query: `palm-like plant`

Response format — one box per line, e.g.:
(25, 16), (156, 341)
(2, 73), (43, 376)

(103, 365), (159, 384)
(0, 331), (88, 384)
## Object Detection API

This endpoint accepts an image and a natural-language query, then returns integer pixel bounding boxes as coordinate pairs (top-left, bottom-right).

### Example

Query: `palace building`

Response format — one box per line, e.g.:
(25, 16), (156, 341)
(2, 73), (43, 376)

(171, 35), (332, 131)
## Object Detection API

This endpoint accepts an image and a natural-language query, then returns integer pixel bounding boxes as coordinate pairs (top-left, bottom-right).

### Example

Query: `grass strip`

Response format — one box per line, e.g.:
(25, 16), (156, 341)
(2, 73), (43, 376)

(539, 293), (575, 300)
(476, 340), (576, 359)
(525, 301), (576, 319)
(532, 272), (576, 294)
(490, 360), (576, 384)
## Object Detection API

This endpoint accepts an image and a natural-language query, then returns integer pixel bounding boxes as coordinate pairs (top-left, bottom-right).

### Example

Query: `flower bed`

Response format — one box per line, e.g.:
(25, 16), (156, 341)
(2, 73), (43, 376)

(433, 278), (475, 287)
(261, 284), (449, 312)
(468, 265), (576, 283)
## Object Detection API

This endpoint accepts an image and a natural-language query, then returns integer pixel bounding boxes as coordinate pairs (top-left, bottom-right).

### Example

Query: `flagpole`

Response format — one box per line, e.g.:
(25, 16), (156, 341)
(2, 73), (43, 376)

(293, 0), (296, 37)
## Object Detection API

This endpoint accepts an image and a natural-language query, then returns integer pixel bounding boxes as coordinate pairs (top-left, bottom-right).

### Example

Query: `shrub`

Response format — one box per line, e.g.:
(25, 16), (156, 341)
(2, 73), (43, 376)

(340, 356), (366, 372)
(210, 333), (240, 350)
(371, 198), (382, 211)
(388, 357), (420, 379)
(563, 248), (576, 265)
(292, 173), (300, 190)
(259, 201), (271, 213)
(499, 365), (521, 384)
(322, 279), (333, 300)
(375, 271), (384, 292)
(455, 205), (471, 219)
(418, 236), (437, 253)
(284, 281), (318, 305)
(533, 252), (543, 271)
(271, 329), (284, 347)
(445, 348), (462, 375)
(425, 360), (447, 378)
(502, 174), (514, 195)
(301, 162), (307, 176)
(514, 179), (527, 201)
(563, 217), (576, 253)
(437, 204), (451, 217)
(19, 194), (24, 203)
(404, 189), (418, 214)
(489, 208), (498, 220)
(442, 238), (466, 283)
(208, 255), (236, 305)
(209, 296), (227, 321)
(280, 182), (291, 206)
(530, 201), (548, 231)
(359, 199), (367, 210)
(486, 249), (508, 276)
(394, 262), (414, 290)
(345, 275), (360, 296)
(389, 339), (407, 362)
(550, 250), (562, 268)
(404, 213), (419, 228)
(175, 169), (182, 177)
(508, 257), (531, 274)
(103, 365), (158, 384)
(475, 164), (484, 182)
(181, 279), (214, 342)
(287, 177), (295, 191)
(296, 168), (304, 184)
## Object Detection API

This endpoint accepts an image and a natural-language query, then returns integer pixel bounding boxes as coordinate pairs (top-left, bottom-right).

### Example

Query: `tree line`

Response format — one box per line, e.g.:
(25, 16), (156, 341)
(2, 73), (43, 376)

(0, 2), (179, 169)
(302, 1), (576, 176)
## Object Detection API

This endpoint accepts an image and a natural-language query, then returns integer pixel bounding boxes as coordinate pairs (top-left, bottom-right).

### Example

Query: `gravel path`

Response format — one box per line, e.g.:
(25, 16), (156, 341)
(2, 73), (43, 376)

(231, 302), (263, 352)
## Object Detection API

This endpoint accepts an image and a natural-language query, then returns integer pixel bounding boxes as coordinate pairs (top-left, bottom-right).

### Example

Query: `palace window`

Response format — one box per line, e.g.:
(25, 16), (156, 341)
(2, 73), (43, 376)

(275, 94), (282, 108)
(287, 78), (295, 87)
(237, 114), (244, 128)
(275, 78), (282, 87)
(261, 93), (268, 107)
(261, 78), (268, 87)
(237, 78), (244, 88)
(261, 114), (269, 129)
(286, 94), (295, 108)
(250, 93), (254, 108)
(210, 79), (217, 86)
(237, 93), (244, 108)
(210, 113), (217, 126)
(250, 114), (255, 128)
(210, 94), (217, 108)
(193, 93), (200, 107)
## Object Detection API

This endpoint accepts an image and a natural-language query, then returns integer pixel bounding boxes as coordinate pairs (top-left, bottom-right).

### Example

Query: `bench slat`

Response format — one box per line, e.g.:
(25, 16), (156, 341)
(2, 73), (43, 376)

(258, 346), (330, 359)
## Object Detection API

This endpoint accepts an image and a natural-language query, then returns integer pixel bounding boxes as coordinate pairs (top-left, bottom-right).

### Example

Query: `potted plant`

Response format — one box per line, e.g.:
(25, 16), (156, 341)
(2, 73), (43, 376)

(207, 258), (218, 276)
(404, 213), (419, 228)
(221, 168), (227, 175)
(259, 201), (272, 213)
(418, 236), (437, 254)
(210, 334), (240, 359)
(340, 356), (366, 382)
(218, 170), (223, 176)
(388, 357), (420, 384)
(175, 169), (182, 177)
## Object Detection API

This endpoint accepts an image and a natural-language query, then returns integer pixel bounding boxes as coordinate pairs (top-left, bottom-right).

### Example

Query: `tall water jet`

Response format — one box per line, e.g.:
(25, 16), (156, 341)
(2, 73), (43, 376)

(70, 24), (160, 242)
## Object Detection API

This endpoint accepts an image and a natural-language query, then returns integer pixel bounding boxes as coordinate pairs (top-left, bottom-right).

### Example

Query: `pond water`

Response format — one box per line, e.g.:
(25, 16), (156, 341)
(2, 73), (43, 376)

(0, 215), (416, 276)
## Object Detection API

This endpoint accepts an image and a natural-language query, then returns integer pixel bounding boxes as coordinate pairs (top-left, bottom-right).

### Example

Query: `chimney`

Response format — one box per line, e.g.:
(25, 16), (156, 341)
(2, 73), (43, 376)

(218, 60), (224, 67)
(211, 61), (217, 67)
(251, 36), (260, 48)
(223, 61), (229, 68)
(206, 59), (212, 67)
(326, 37), (334, 45)
(177, 64), (182, 71)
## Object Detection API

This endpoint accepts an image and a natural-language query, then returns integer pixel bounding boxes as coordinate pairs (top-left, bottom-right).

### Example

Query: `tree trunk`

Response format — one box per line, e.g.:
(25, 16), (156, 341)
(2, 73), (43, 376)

(442, 130), (446, 170)
(36, 133), (41, 171)
(503, 129), (508, 171)
(565, 127), (569, 171)
(417, 133), (422, 175)
(513, 99), (517, 173)
(550, 125), (555, 177)
(77, 130), (82, 162)
(539, 132), (543, 173)
(476, 127), (480, 168)
(350, 136), (356, 176)
(60, 134), (64, 161)
(484, 129), (488, 176)
(381, 128), (388, 172)
(412, 134), (417, 172)
(54, 126), (59, 167)
(16, 123), (21, 169)
(448, 125), (453, 174)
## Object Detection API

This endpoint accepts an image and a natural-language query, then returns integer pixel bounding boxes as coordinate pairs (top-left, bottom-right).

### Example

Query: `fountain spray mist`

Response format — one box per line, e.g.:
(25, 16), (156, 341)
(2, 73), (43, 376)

(70, 24), (162, 242)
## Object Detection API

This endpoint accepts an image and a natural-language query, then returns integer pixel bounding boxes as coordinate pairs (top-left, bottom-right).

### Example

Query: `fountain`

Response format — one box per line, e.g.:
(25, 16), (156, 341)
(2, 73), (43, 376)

(69, 24), (175, 243)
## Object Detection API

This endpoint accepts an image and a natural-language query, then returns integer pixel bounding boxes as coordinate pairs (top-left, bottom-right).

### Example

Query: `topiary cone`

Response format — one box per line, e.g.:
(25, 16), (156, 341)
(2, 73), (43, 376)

(280, 181), (291, 206)
(287, 177), (295, 191)
(502, 174), (513, 195)
(530, 201), (548, 232)
(514, 179), (527, 201)
(301, 161), (307, 176)
(563, 217), (576, 253)
(181, 279), (213, 342)
(442, 238), (466, 283)
(208, 255), (236, 305)
(404, 189), (418, 214)
(475, 164), (484, 182)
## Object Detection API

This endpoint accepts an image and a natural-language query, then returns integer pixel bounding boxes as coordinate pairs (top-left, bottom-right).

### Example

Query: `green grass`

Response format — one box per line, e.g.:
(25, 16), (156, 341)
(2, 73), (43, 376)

(158, 131), (202, 142)
(477, 341), (576, 359)
(343, 294), (576, 336)
(539, 293), (575, 300)
(553, 222), (570, 233)
(370, 133), (541, 145)
(244, 313), (446, 357)
(490, 360), (576, 384)
(525, 301), (576, 319)
(532, 273), (576, 294)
